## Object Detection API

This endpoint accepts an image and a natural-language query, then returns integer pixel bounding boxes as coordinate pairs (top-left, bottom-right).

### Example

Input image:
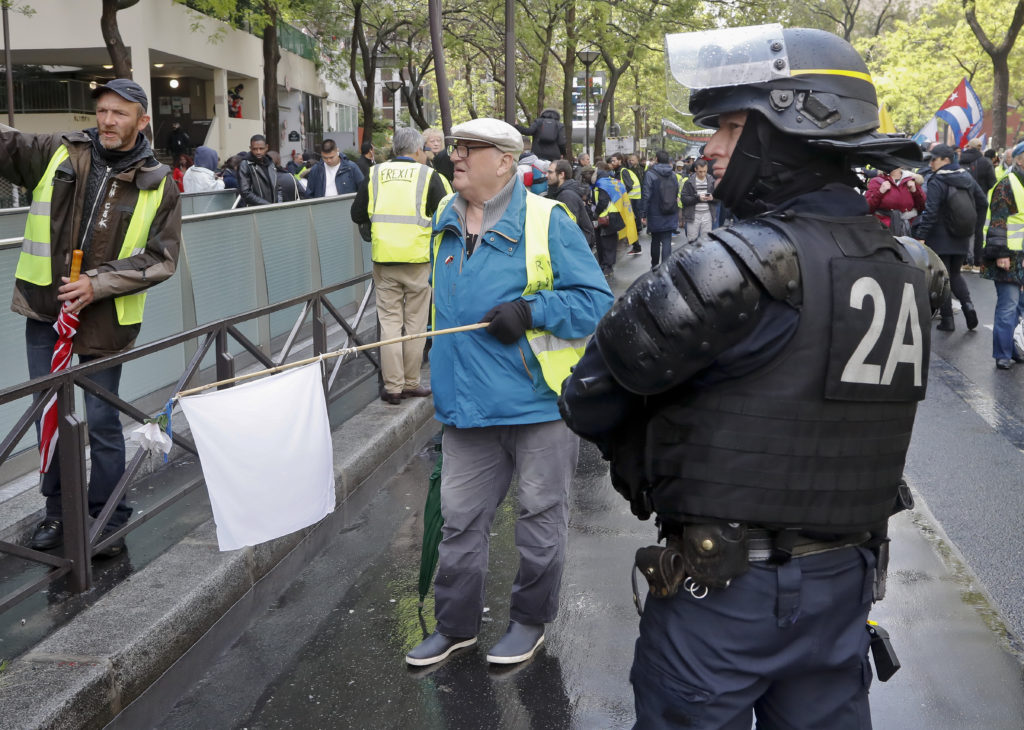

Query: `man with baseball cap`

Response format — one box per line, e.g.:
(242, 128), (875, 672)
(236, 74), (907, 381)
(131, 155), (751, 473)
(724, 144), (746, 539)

(0, 79), (180, 558)
(406, 118), (612, 667)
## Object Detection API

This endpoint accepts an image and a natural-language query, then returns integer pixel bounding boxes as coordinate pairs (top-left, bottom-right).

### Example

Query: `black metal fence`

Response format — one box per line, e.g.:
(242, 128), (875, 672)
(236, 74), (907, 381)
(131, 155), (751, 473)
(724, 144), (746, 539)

(0, 274), (380, 613)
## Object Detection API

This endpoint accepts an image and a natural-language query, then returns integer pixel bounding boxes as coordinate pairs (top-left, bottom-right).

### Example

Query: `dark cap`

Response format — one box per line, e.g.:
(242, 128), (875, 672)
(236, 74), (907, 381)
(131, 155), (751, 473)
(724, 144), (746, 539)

(930, 143), (956, 160)
(91, 78), (148, 112)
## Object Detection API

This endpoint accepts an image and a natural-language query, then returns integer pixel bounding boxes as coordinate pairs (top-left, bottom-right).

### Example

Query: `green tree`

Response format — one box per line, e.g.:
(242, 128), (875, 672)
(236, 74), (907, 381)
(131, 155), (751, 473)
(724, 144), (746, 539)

(963, 0), (1024, 148)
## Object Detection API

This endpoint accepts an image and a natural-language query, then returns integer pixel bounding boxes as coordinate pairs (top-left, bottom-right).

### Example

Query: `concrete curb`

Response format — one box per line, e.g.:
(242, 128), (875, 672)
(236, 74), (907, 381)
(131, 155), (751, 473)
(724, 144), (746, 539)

(0, 395), (438, 730)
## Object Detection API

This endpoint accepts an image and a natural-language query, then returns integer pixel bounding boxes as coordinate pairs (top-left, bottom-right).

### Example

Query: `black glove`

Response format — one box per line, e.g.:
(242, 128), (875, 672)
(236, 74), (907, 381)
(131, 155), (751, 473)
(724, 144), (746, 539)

(358, 222), (372, 243)
(480, 299), (532, 345)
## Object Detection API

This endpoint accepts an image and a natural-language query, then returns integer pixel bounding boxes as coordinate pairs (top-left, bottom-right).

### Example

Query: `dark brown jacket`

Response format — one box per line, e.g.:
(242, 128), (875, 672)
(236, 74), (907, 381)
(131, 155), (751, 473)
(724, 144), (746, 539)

(0, 128), (181, 355)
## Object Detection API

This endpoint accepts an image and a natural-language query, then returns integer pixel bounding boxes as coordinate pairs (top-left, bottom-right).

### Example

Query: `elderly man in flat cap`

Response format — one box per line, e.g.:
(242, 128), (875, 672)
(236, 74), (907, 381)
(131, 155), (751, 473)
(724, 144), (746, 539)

(406, 118), (613, 667)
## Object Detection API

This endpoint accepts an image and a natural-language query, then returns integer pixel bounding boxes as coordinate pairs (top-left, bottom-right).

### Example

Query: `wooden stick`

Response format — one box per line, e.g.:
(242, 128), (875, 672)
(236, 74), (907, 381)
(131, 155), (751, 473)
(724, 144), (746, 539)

(174, 321), (490, 400)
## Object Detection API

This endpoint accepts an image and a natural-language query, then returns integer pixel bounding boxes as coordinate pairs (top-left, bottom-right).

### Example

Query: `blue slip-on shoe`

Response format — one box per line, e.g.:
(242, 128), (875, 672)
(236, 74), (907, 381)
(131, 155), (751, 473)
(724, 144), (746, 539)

(406, 630), (477, 667)
(486, 621), (545, 664)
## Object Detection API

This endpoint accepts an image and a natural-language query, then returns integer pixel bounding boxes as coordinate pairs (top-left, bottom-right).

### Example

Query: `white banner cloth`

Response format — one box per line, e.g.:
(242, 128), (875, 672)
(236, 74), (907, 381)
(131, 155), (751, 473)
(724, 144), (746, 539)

(180, 363), (335, 551)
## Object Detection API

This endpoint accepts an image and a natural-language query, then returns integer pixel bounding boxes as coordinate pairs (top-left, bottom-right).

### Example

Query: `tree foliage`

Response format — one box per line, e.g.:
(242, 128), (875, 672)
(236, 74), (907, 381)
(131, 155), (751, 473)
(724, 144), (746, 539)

(855, 0), (1024, 146)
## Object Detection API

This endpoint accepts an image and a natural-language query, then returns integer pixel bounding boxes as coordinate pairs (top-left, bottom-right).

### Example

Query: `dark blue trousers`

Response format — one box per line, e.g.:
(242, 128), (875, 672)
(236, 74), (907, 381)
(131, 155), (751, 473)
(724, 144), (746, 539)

(632, 547), (876, 730)
(26, 318), (131, 527)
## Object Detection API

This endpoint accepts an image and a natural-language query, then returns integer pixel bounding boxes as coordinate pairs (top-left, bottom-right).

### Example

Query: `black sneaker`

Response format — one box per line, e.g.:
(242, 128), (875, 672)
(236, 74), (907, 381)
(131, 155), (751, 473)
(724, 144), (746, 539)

(28, 519), (63, 550)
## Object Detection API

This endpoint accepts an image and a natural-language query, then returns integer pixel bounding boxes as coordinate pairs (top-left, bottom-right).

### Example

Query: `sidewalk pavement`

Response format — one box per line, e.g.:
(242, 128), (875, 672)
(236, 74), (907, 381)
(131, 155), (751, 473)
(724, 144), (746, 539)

(0, 384), (440, 730)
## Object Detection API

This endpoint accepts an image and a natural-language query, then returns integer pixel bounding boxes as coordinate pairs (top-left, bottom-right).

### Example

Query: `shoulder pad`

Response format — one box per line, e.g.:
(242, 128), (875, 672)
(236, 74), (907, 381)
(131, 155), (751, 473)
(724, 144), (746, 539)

(595, 234), (768, 394)
(896, 235), (950, 314)
(707, 219), (802, 306)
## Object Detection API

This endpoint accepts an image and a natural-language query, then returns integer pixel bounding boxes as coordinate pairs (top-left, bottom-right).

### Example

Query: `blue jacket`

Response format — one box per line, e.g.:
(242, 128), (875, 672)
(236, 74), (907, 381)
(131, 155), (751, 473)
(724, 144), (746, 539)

(640, 163), (680, 233)
(304, 157), (364, 198)
(430, 180), (613, 428)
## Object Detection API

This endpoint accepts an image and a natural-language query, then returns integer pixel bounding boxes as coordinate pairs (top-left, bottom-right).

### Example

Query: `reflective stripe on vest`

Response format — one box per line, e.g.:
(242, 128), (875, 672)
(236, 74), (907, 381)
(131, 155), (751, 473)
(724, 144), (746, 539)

(623, 168), (641, 199)
(15, 146), (70, 285)
(114, 176), (167, 325)
(16, 146), (165, 326)
(983, 172), (1024, 251)
(430, 192), (586, 394)
(368, 161), (436, 263)
(521, 194), (588, 394)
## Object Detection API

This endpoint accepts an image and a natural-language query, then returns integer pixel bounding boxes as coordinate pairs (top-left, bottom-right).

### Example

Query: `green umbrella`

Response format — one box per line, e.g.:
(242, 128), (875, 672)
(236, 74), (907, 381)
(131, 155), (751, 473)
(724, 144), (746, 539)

(418, 438), (445, 605)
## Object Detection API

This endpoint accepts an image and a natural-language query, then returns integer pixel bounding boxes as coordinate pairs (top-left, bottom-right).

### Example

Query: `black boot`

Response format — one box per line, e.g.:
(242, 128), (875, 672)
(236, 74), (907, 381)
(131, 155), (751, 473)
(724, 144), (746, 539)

(963, 302), (979, 330)
(936, 316), (955, 332)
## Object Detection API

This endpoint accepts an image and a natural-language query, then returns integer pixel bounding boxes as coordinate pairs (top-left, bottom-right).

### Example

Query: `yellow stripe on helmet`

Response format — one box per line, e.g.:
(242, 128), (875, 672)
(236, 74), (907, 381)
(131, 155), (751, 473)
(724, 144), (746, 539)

(790, 68), (874, 84)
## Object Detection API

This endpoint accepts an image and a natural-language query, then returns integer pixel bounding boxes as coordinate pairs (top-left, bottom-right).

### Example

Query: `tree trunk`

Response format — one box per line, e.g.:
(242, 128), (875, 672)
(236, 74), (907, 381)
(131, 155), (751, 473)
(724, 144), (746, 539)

(402, 84), (430, 130)
(561, 2), (577, 160)
(963, 0), (1024, 149)
(261, 3), (281, 151)
(991, 54), (1010, 148)
(100, 0), (132, 79)
(593, 51), (631, 160)
(534, 21), (554, 117)
(349, 0), (376, 144)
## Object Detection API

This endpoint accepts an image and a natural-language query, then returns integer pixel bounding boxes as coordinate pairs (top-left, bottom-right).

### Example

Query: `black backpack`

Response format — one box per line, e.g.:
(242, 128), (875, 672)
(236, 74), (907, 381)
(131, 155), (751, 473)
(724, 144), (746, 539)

(943, 183), (977, 238)
(537, 117), (559, 145)
(658, 173), (679, 215)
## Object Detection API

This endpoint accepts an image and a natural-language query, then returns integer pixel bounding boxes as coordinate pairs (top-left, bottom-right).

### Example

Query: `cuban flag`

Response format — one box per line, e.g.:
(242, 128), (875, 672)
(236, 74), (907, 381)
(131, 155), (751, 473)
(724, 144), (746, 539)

(936, 77), (984, 148)
(913, 117), (940, 146)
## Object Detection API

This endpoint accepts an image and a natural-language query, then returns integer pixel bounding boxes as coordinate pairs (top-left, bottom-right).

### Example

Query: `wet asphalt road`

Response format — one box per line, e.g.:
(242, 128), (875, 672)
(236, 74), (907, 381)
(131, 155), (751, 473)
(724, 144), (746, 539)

(158, 247), (1024, 729)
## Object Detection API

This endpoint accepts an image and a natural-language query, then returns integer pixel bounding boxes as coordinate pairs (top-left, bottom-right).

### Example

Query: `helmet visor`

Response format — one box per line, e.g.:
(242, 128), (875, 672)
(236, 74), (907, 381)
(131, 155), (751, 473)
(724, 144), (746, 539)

(666, 24), (790, 115)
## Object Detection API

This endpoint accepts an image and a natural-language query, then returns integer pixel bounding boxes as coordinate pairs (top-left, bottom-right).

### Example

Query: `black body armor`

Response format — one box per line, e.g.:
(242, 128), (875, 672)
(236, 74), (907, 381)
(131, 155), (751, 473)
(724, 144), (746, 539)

(634, 212), (944, 532)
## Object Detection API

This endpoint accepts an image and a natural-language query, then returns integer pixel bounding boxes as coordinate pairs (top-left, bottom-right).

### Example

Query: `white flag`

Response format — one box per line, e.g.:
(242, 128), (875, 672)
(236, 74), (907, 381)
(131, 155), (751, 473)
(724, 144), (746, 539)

(180, 363), (335, 551)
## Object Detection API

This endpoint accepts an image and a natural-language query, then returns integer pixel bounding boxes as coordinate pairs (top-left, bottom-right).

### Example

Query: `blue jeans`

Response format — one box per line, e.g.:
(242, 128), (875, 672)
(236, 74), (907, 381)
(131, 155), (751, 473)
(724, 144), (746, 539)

(992, 281), (1024, 360)
(649, 231), (673, 269)
(26, 318), (130, 527)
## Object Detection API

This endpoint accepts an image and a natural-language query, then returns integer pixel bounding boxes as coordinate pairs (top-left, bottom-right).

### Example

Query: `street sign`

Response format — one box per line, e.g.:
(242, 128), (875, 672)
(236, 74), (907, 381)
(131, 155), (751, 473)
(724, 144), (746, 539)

(638, 139), (648, 148)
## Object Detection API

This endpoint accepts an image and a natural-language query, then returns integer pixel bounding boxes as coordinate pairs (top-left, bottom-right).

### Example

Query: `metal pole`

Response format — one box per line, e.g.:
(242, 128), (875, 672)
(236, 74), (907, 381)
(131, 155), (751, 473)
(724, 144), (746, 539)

(584, 62), (592, 159)
(428, 0), (451, 137)
(3, 5), (15, 128)
(504, 0), (515, 123)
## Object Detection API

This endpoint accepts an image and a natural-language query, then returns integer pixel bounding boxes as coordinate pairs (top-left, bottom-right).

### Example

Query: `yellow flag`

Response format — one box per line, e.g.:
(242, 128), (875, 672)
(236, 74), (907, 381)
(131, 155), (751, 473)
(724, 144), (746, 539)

(878, 101), (896, 134)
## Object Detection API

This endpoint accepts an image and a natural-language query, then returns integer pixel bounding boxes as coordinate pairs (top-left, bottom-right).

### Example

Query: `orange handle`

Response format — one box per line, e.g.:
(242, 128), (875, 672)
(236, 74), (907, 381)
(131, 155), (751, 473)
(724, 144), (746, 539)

(69, 250), (83, 283)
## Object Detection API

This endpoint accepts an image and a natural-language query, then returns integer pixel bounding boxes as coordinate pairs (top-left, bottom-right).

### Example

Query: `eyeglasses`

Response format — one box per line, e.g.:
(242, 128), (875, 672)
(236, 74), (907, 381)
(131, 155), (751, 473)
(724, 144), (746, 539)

(446, 142), (496, 159)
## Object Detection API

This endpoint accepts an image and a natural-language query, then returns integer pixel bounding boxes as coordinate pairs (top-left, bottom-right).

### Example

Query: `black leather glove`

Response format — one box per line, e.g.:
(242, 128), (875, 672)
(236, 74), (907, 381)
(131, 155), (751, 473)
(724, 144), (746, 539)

(480, 299), (533, 345)
(358, 222), (372, 242)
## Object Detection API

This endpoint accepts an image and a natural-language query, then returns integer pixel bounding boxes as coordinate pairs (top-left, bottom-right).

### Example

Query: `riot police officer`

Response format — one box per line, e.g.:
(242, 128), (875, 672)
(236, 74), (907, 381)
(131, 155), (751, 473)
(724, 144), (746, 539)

(559, 25), (949, 729)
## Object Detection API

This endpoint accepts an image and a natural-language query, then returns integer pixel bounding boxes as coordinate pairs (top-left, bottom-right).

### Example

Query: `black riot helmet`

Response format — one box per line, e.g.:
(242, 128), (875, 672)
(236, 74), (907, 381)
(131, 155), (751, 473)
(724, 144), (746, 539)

(667, 25), (880, 139)
(665, 24), (920, 215)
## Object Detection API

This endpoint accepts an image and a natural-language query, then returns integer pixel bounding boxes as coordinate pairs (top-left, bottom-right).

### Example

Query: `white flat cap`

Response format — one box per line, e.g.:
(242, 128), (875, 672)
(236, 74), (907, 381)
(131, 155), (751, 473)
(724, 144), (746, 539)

(447, 118), (523, 156)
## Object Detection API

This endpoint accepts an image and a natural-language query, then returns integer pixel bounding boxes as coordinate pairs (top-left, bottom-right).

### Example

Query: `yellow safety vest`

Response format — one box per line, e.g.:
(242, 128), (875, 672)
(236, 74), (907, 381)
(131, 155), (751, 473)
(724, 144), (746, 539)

(676, 174), (688, 207)
(622, 168), (642, 200)
(431, 192), (587, 394)
(984, 170), (1024, 251)
(368, 160), (450, 263)
(15, 145), (166, 325)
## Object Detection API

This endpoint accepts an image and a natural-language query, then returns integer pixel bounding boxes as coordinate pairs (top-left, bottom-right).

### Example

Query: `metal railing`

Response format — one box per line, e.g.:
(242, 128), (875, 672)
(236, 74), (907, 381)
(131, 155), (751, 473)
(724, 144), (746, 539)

(0, 189), (239, 237)
(0, 78), (94, 114)
(0, 194), (379, 611)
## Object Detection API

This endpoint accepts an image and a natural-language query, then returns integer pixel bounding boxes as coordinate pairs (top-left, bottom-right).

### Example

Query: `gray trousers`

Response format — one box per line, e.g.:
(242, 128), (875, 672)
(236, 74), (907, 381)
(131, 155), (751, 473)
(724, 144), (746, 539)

(434, 420), (579, 637)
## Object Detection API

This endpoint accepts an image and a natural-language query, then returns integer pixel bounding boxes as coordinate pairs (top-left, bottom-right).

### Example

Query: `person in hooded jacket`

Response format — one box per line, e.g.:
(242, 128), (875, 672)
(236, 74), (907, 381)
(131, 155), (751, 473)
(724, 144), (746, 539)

(912, 143), (988, 331)
(639, 150), (679, 268)
(592, 162), (626, 276)
(547, 159), (595, 248)
(514, 108), (566, 162)
(865, 165), (924, 236)
(960, 137), (997, 267)
(182, 145), (226, 194)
